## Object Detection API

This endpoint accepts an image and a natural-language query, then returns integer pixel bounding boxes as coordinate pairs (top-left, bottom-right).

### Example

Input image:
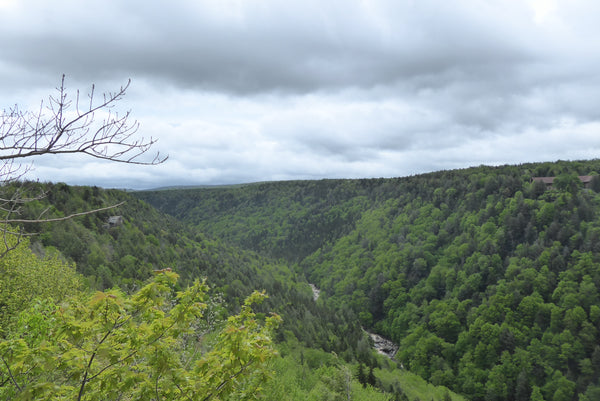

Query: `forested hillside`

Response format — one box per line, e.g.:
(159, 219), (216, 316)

(137, 179), (377, 261)
(7, 182), (368, 355)
(136, 160), (600, 401)
(2, 181), (459, 400)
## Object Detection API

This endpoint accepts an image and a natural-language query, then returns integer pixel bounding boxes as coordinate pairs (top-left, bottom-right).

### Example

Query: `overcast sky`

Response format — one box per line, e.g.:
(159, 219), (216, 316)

(1, 0), (600, 189)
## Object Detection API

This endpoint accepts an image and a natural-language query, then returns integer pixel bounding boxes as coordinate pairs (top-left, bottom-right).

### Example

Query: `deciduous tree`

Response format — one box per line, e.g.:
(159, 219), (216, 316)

(0, 270), (280, 400)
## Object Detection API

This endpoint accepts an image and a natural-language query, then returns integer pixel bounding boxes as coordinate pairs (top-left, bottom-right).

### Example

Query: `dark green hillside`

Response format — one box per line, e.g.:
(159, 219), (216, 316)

(136, 160), (600, 401)
(7, 182), (371, 357)
(6, 181), (468, 400)
(16, 181), (272, 291)
(136, 179), (385, 261)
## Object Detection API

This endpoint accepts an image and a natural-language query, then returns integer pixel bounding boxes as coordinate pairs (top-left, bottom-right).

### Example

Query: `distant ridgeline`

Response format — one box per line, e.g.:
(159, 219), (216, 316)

(135, 159), (600, 401)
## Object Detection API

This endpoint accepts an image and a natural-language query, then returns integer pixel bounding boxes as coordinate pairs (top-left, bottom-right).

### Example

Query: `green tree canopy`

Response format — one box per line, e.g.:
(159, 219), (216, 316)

(0, 271), (281, 400)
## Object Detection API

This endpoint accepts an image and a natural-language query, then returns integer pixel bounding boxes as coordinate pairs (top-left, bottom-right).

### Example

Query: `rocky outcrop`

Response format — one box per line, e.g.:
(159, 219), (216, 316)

(367, 331), (399, 360)
(309, 283), (399, 361)
(309, 284), (320, 301)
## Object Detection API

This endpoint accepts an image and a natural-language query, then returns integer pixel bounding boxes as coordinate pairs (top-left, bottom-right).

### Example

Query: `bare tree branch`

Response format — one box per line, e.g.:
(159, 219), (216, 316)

(0, 76), (166, 256)
(1, 355), (23, 392)
(3, 201), (126, 224)
(0, 75), (167, 165)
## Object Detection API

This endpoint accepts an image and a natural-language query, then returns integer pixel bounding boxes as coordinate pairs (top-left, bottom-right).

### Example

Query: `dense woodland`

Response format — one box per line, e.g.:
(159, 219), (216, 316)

(136, 159), (600, 401)
(0, 181), (453, 399)
(3, 159), (600, 399)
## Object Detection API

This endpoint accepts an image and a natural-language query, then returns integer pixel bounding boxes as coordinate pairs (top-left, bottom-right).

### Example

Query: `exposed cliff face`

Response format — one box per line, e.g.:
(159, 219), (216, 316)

(309, 283), (320, 301)
(368, 332), (399, 360)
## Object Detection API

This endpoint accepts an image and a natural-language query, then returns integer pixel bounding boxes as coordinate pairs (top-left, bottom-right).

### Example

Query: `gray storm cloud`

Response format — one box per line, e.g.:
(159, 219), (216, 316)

(0, 1), (542, 91)
(0, 0), (600, 188)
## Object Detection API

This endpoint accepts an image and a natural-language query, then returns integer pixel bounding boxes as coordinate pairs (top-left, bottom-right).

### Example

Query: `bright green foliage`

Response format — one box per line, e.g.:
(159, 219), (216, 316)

(0, 233), (81, 335)
(266, 353), (385, 401)
(530, 386), (544, 401)
(12, 160), (600, 399)
(553, 174), (582, 194)
(135, 160), (600, 400)
(0, 271), (281, 400)
(264, 339), (465, 401)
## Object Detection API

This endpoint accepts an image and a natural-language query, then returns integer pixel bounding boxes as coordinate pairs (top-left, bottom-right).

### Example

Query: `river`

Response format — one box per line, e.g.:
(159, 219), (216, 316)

(308, 283), (399, 360)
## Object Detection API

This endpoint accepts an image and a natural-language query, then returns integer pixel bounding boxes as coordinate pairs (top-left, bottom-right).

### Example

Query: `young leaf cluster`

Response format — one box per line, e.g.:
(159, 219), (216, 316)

(0, 270), (280, 400)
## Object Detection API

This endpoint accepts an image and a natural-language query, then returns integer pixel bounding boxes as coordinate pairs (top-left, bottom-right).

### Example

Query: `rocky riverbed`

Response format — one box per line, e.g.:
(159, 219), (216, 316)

(367, 331), (399, 360)
(309, 283), (320, 301)
(308, 283), (399, 360)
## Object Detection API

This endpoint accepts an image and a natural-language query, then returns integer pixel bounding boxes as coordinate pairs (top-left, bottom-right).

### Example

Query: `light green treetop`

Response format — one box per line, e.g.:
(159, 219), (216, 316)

(0, 270), (281, 400)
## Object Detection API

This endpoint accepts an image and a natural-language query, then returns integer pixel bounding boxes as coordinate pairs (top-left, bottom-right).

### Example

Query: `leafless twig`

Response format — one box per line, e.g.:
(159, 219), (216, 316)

(0, 76), (166, 256)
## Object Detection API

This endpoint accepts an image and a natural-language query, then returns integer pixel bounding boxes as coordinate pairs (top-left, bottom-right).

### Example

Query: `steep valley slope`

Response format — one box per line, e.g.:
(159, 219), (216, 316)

(136, 160), (600, 401)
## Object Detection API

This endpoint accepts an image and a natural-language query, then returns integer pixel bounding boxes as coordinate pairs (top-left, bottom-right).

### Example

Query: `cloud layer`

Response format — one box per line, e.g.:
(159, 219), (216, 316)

(1, 0), (600, 188)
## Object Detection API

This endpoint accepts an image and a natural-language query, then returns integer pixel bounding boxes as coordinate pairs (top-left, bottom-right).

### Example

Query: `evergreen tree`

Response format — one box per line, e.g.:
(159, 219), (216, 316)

(367, 366), (377, 388)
